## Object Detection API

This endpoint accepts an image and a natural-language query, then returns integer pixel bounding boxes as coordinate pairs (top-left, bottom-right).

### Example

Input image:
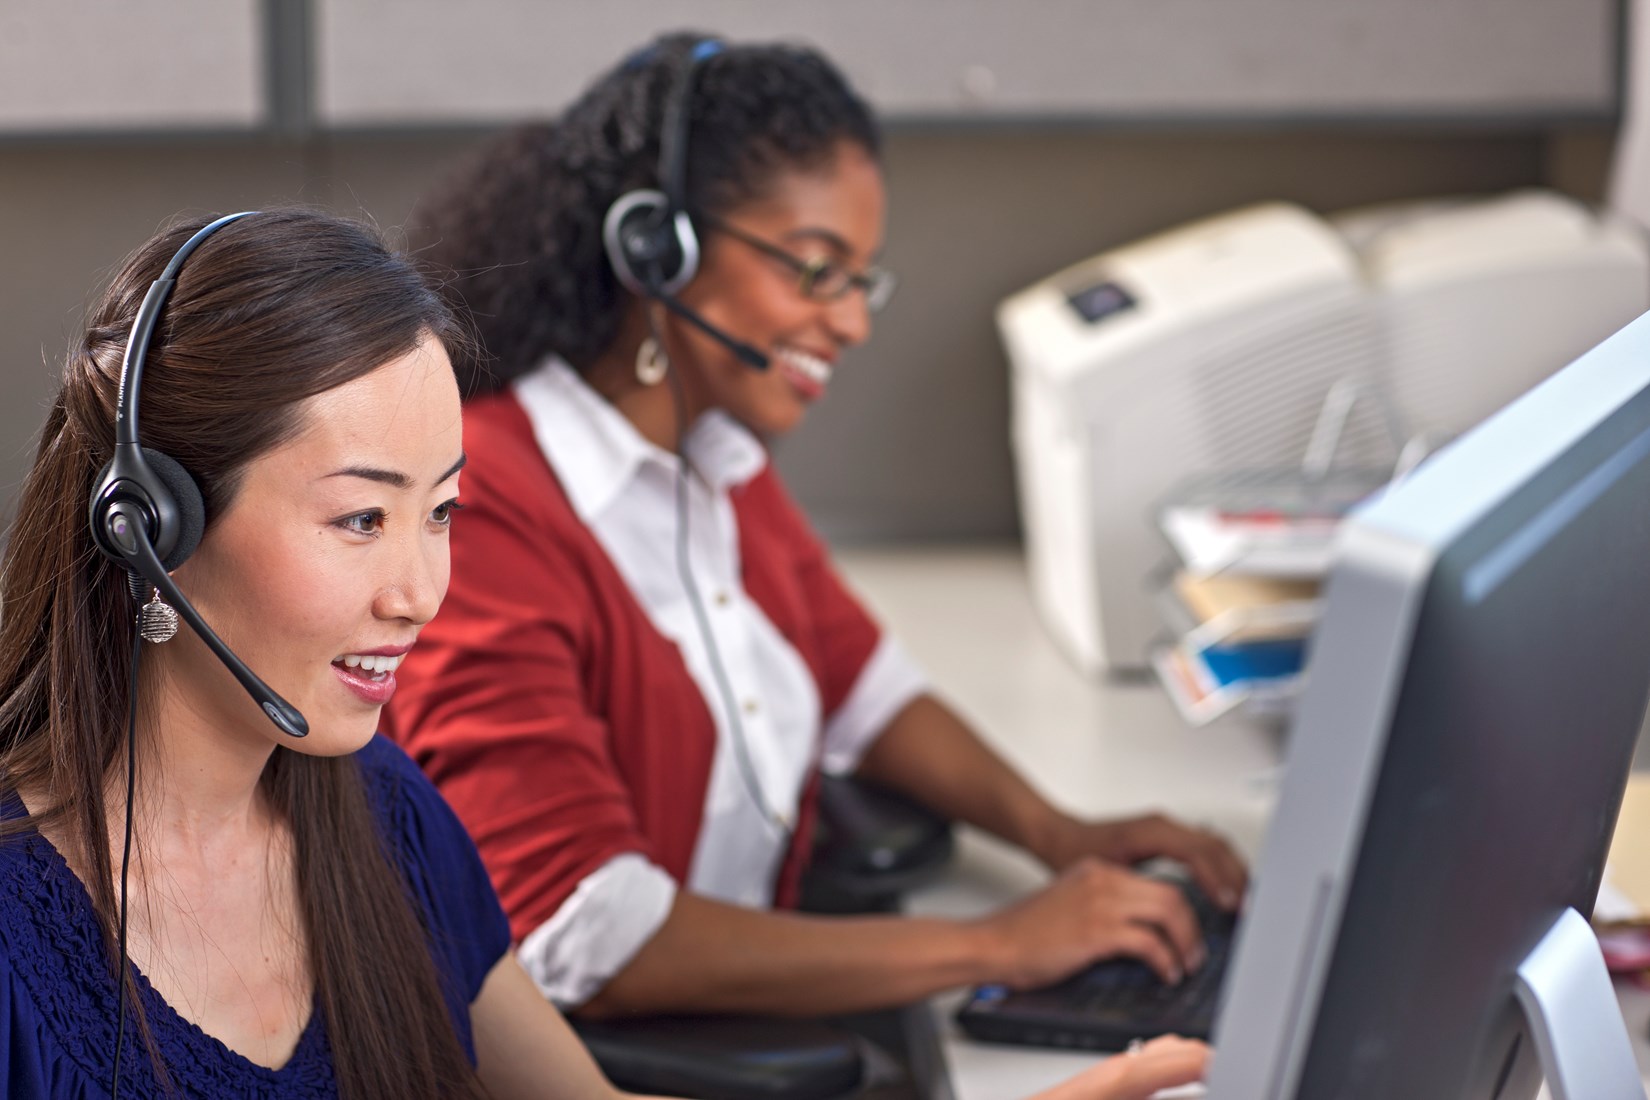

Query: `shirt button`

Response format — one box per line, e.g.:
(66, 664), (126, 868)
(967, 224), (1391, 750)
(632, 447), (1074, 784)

(715, 590), (732, 608)
(743, 699), (760, 716)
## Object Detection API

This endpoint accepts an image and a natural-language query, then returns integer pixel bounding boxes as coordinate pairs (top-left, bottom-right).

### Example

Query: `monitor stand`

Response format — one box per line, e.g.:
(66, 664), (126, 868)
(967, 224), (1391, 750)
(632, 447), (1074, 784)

(1513, 907), (1646, 1100)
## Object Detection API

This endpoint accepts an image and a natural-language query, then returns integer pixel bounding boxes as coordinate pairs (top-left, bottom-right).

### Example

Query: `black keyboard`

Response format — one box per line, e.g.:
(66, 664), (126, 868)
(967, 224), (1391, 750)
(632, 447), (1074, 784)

(955, 877), (1237, 1053)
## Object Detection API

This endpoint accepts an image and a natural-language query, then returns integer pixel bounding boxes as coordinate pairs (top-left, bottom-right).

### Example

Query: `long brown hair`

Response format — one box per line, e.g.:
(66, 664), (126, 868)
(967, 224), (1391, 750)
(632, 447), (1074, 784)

(0, 209), (489, 1099)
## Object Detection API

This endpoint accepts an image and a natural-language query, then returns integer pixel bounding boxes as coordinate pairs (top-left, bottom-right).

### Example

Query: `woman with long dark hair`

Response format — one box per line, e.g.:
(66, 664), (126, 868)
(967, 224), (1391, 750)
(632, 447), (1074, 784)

(387, 31), (1244, 1036)
(0, 208), (630, 1098)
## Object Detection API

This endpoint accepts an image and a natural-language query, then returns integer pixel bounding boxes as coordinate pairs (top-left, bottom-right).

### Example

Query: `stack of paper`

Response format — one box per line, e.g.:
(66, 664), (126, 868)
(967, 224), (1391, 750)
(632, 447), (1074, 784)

(1153, 574), (1321, 726)
(1154, 470), (1381, 725)
(1160, 506), (1340, 578)
(1173, 574), (1321, 643)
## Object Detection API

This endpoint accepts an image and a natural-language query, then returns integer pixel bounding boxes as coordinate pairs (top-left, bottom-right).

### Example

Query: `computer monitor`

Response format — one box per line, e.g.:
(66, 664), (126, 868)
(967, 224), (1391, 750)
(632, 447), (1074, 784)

(1207, 311), (1650, 1099)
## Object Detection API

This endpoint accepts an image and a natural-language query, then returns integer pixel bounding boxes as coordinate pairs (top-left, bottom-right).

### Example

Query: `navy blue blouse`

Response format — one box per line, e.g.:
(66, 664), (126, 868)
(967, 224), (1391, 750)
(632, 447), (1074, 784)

(0, 735), (512, 1098)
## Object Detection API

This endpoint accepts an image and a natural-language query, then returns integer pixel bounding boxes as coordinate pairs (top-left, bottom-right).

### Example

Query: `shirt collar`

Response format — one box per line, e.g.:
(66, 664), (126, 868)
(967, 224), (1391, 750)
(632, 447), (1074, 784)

(512, 357), (769, 522)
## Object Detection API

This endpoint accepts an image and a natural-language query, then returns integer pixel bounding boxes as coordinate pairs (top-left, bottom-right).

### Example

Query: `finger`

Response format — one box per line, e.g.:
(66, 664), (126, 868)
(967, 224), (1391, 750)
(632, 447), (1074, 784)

(1170, 829), (1246, 912)
(1127, 881), (1204, 972)
(1183, 849), (1239, 914)
(1199, 833), (1249, 908)
(1106, 924), (1184, 985)
(1212, 840), (1250, 904)
(1136, 1034), (1206, 1056)
(1115, 1037), (1211, 1099)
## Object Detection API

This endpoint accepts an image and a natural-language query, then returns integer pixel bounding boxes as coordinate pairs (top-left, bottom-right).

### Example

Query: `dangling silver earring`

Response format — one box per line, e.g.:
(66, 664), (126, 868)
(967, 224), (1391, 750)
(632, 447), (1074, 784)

(138, 588), (179, 644)
(635, 336), (669, 387)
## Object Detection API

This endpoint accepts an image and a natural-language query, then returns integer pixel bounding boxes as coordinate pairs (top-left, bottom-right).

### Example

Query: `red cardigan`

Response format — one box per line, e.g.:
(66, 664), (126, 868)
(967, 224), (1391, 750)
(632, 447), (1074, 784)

(382, 389), (884, 944)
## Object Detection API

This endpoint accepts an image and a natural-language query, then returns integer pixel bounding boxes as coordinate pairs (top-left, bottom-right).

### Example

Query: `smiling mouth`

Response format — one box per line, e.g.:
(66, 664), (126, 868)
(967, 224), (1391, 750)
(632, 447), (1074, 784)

(329, 651), (407, 705)
(331, 652), (405, 678)
(775, 347), (834, 398)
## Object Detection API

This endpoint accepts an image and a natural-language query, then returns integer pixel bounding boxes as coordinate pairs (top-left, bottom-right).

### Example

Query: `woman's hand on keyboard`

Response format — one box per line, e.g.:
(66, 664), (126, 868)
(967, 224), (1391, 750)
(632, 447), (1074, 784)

(1029, 1036), (1210, 1100)
(976, 858), (1205, 987)
(1033, 812), (1248, 913)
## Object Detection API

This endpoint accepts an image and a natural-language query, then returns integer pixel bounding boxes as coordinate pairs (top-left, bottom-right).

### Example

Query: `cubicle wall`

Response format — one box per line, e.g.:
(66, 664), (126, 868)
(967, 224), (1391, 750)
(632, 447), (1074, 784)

(312, 0), (1616, 124)
(4, 1), (1615, 131)
(0, 0), (1624, 539)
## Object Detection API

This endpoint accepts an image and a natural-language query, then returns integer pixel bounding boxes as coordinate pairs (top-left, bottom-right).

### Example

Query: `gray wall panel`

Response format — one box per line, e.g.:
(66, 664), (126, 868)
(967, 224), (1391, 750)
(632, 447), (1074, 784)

(0, 144), (313, 497)
(0, 1), (264, 131)
(316, 0), (1616, 124)
(0, 126), (1594, 541)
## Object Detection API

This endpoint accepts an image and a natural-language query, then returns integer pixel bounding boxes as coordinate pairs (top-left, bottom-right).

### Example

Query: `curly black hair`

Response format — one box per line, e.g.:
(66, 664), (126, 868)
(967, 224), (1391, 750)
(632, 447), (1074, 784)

(412, 32), (881, 397)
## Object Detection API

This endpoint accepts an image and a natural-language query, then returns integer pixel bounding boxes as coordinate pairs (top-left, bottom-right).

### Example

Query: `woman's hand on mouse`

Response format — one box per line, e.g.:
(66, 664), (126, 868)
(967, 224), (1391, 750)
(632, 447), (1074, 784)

(1029, 1036), (1210, 1100)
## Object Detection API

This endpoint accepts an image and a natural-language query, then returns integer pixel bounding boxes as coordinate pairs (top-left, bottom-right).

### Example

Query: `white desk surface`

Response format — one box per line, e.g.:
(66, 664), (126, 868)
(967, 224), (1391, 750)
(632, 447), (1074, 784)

(835, 545), (1650, 1100)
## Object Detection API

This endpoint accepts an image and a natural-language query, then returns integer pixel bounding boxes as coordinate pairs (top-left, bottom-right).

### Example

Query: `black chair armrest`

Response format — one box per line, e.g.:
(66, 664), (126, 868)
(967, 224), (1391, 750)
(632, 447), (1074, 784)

(572, 1015), (865, 1100)
(804, 774), (954, 912)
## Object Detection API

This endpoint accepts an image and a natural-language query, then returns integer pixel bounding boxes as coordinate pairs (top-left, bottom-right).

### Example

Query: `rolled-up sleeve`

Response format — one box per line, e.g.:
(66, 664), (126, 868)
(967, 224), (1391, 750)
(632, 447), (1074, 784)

(820, 635), (929, 775)
(516, 853), (678, 1008)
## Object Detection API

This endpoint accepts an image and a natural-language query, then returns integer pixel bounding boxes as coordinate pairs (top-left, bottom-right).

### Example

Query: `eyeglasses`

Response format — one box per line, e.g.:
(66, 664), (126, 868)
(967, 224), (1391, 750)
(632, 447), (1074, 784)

(699, 213), (897, 313)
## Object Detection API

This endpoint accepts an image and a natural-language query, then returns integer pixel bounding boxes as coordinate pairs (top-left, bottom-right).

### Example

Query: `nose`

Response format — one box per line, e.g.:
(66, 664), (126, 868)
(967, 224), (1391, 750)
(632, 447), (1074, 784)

(824, 288), (873, 349)
(374, 530), (448, 626)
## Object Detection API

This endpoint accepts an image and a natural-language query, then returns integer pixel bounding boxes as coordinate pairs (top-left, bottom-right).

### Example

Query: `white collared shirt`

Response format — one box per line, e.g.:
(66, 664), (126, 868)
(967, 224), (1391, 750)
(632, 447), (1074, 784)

(510, 359), (928, 1006)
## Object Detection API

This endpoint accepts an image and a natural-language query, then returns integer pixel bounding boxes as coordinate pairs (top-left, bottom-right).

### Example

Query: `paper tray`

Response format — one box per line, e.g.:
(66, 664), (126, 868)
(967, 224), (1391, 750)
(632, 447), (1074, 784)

(1163, 572), (1322, 647)
(1160, 506), (1340, 579)
(1153, 637), (1306, 726)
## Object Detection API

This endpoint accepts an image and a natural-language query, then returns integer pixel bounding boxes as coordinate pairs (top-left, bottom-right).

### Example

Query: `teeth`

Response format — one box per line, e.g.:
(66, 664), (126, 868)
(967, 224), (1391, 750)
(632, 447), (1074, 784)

(776, 348), (832, 385)
(335, 653), (406, 674)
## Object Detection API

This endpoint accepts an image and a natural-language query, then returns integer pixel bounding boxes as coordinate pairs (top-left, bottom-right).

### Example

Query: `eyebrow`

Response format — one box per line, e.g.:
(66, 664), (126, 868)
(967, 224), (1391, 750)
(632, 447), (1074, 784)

(782, 227), (856, 256)
(324, 452), (467, 490)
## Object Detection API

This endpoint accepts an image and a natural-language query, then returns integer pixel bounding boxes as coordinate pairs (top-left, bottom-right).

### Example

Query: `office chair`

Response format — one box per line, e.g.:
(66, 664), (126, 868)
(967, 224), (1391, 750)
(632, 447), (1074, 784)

(576, 777), (954, 1099)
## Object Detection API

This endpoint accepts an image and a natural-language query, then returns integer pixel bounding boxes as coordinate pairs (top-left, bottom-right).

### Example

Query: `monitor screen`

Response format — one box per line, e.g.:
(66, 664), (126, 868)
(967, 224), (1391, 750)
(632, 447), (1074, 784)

(1208, 312), (1650, 1099)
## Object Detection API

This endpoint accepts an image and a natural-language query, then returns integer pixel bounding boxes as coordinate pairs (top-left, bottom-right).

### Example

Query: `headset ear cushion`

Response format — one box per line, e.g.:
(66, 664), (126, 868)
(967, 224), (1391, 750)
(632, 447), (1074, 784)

(625, 208), (684, 280)
(142, 448), (206, 571)
(604, 189), (698, 297)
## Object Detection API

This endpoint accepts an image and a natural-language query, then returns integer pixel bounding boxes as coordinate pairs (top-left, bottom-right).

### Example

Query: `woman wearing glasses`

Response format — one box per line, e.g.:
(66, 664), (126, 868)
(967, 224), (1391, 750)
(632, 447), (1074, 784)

(386, 33), (1243, 1043)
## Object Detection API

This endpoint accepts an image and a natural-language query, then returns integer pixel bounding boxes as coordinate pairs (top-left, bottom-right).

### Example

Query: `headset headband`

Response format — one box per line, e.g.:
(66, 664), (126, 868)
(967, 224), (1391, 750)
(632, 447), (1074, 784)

(659, 39), (724, 217)
(116, 211), (255, 450)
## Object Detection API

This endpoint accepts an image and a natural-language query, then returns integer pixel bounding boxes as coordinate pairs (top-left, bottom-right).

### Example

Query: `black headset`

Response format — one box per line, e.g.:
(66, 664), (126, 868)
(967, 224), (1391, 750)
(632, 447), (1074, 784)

(601, 39), (770, 370)
(87, 211), (309, 739)
(600, 41), (794, 834)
